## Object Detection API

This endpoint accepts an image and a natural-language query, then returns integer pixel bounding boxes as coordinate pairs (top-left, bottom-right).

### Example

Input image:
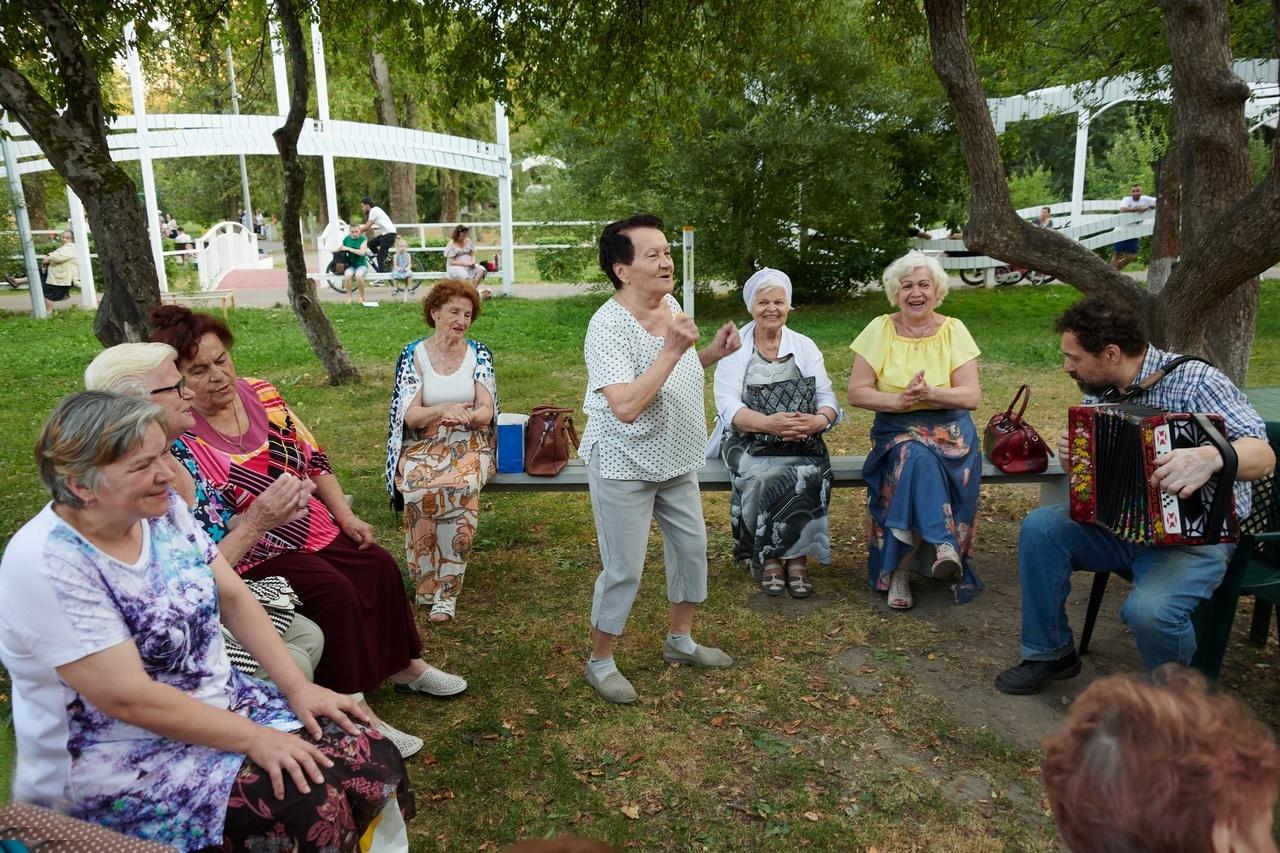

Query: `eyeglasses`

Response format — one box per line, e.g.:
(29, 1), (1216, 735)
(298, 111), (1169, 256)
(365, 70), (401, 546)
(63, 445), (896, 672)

(149, 378), (186, 396)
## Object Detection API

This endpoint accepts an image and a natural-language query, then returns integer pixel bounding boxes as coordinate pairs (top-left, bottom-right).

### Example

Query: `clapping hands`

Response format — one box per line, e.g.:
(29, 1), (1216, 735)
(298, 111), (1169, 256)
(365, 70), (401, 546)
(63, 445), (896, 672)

(898, 370), (930, 411)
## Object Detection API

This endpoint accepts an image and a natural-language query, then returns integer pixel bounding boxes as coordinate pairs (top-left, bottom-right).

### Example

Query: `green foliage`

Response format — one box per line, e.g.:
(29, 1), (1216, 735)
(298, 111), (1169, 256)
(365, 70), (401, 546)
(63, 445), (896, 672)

(1087, 114), (1167, 199)
(534, 241), (594, 283)
(524, 1), (965, 300)
(1007, 163), (1058, 211)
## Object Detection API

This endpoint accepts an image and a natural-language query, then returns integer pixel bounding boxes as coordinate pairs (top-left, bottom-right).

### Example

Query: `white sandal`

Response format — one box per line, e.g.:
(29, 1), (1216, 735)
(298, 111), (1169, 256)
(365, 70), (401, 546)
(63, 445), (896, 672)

(393, 664), (468, 697)
(429, 597), (456, 623)
(375, 721), (424, 758)
(887, 566), (913, 610)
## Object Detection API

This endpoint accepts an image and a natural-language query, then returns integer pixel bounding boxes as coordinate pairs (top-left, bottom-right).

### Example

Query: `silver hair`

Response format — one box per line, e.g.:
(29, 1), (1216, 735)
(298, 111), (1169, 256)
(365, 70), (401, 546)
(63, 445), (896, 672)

(36, 392), (168, 507)
(881, 250), (950, 308)
(84, 342), (179, 397)
(61, 230), (73, 241)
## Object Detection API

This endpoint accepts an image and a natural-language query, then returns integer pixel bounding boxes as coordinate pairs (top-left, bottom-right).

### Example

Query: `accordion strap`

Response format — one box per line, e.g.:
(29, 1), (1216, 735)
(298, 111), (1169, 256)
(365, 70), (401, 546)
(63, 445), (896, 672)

(1190, 413), (1238, 546)
(1108, 355), (1214, 403)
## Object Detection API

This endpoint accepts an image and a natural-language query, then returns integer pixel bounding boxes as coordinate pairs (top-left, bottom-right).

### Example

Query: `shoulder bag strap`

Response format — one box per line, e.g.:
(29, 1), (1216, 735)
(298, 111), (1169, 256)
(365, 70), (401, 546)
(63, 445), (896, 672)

(1112, 355), (1215, 402)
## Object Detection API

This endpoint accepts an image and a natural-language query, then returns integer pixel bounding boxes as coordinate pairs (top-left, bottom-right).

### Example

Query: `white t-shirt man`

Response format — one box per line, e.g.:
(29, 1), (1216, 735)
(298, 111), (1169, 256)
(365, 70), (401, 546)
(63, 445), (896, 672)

(365, 205), (395, 237)
(1119, 192), (1157, 212)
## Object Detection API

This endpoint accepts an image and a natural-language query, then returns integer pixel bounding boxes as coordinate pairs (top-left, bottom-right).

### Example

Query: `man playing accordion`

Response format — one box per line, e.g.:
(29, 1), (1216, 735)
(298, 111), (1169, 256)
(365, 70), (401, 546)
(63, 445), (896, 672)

(995, 296), (1276, 695)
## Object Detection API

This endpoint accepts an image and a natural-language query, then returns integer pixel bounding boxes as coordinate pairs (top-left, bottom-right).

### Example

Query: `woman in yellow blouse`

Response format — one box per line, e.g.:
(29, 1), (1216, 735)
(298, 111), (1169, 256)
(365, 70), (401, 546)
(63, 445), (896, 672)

(848, 251), (983, 610)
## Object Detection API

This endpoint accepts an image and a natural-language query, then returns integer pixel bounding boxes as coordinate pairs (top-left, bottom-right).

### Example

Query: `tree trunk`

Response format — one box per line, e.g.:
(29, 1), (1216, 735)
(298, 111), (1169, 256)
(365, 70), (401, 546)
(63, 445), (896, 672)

(21, 173), (46, 230)
(368, 49), (418, 224)
(921, 0), (1147, 306)
(274, 0), (359, 385)
(920, 0), (1280, 386)
(1153, 0), (1262, 383)
(0, 0), (160, 344)
(439, 168), (459, 222)
(1146, 150), (1181, 298)
(313, 160), (329, 227)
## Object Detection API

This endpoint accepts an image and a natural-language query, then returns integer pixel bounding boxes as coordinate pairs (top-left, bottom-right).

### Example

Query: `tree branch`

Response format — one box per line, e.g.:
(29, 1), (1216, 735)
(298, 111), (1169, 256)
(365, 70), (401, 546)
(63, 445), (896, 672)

(20, 0), (107, 136)
(922, 0), (1145, 303)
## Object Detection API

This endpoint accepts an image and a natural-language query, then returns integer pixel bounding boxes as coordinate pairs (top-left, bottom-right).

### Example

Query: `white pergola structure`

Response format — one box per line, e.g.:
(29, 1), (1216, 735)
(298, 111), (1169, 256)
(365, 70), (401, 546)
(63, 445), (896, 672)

(0, 18), (518, 317)
(987, 59), (1278, 221)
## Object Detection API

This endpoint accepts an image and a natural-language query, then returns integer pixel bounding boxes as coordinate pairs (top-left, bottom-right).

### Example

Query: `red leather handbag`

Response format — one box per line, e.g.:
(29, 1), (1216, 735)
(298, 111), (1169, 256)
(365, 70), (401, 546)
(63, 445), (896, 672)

(984, 385), (1054, 474)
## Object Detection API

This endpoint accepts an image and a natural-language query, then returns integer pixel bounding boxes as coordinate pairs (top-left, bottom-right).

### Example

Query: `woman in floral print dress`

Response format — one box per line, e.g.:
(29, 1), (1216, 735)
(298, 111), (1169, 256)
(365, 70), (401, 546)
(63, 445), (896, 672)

(0, 392), (412, 851)
(386, 279), (497, 623)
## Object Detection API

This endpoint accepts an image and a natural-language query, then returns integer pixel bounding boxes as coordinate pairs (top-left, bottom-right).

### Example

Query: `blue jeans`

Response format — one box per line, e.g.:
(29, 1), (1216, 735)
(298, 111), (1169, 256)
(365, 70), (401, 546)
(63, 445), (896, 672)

(1018, 505), (1234, 670)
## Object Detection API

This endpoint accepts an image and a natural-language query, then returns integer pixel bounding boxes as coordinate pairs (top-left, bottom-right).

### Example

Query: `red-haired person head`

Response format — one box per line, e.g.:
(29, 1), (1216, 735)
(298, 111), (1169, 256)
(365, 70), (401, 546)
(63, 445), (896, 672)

(1042, 665), (1279, 853)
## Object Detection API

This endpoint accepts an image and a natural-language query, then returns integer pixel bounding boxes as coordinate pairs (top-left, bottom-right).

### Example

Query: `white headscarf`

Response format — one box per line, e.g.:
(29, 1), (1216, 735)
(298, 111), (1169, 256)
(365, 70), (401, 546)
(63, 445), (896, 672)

(742, 267), (792, 310)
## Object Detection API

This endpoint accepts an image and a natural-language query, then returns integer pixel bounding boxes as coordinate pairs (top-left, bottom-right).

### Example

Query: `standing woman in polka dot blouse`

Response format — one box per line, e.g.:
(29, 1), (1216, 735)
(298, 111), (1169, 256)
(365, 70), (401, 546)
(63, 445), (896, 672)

(578, 214), (743, 704)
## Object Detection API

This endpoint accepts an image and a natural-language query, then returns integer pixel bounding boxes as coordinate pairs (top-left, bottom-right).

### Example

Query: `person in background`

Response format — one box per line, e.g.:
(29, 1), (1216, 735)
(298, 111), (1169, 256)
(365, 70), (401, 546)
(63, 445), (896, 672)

(1033, 206), (1054, 228)
(361, 196), (397, 271)
(391, 236), (414, 290)
(41, 229), (79, 312)
(848, 250), (983, 610)
(579, 214), (741, 704)
(164, 214), (179, 239)
(342, 223), (370, 305)
(1041, 665), (1279, 853)
(445, 224), (488, 286)
(1111, 184), (1157, 270)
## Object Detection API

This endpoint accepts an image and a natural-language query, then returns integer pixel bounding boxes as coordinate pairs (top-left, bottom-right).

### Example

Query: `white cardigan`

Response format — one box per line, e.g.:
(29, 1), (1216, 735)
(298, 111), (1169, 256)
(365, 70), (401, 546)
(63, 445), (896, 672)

(706, 322), (843, 458)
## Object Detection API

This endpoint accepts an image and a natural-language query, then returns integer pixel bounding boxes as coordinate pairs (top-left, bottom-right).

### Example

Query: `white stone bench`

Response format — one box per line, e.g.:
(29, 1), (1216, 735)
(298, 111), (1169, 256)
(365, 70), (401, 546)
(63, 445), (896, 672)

(488, 456), (1067, 506)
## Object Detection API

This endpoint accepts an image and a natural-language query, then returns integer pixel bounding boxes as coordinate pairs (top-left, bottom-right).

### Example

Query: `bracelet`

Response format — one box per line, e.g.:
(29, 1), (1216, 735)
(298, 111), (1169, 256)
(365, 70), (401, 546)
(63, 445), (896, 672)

(819, 411), (834, 426)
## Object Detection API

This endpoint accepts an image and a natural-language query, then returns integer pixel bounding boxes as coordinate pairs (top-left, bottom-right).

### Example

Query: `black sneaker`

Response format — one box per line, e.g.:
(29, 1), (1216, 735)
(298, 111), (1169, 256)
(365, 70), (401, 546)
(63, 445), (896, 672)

(994, 651), (1082, 695)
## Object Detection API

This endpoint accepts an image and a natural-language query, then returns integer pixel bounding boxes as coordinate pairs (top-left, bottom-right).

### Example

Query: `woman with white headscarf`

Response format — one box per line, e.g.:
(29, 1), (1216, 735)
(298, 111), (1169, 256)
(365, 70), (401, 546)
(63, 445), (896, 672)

(708, 268), (840, 598)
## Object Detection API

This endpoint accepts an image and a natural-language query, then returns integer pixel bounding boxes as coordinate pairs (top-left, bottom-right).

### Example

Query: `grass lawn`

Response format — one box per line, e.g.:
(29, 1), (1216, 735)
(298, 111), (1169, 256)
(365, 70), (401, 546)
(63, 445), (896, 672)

(2, 284), (1279, 850)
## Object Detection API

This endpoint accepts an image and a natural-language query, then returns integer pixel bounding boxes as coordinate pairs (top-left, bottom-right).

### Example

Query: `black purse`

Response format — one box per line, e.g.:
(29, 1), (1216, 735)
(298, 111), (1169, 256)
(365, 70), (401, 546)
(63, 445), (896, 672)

(743, 375), (827, 457)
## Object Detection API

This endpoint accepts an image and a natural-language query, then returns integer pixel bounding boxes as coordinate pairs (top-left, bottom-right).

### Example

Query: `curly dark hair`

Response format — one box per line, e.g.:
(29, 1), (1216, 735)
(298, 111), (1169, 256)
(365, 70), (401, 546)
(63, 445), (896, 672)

(449, 224), (471, 243)
(1042, 665), (1280, 853)
(148, 305), (234, 361)
(1054, 296), (1146, 357)
(422, 278), (481, 328)
(598, 214), (664, 290)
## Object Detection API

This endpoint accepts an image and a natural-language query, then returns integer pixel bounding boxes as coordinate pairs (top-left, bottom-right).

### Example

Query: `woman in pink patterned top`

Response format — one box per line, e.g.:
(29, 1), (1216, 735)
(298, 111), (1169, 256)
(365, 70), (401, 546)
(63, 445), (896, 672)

(150, 307), (465, 755)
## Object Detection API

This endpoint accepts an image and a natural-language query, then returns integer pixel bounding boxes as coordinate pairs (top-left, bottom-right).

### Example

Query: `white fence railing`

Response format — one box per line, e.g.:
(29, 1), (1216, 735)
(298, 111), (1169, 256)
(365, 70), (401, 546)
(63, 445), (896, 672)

(909, 200), (1156, 283)
(196, 221), (261, 291)
(314, 219), (603, 286)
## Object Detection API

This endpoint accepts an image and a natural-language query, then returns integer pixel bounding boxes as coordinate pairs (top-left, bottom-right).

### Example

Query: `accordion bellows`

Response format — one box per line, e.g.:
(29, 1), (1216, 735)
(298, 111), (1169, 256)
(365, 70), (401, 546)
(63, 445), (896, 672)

(1067, 405), (1238, 546)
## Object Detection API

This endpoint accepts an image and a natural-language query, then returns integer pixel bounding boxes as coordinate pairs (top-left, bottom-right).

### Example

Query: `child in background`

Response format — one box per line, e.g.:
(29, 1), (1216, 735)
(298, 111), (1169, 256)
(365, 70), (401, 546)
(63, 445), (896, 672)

(392, 237), (413, 289)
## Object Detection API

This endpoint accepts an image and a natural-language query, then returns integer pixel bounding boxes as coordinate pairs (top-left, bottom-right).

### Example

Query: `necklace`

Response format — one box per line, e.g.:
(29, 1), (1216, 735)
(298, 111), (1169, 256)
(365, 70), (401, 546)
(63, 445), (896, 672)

(205, 400), (248, 453)
(427, 336), (466, 375)
(898, 315), (940, 339)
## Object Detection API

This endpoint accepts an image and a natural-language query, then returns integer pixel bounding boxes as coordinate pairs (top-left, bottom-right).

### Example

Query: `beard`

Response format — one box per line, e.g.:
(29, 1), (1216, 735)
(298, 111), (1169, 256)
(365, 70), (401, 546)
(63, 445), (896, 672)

(1072, 376), (1113, 397)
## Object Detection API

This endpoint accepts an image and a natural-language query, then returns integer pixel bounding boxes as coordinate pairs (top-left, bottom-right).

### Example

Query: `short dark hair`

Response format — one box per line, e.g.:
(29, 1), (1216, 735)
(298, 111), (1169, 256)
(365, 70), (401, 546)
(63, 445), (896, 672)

(598, 214), (664, 290)
(422, 278), (482, 328)
(1054, 296), (1146, 357)
(148, 305), (235, 362)
(361, 196), (374, 206)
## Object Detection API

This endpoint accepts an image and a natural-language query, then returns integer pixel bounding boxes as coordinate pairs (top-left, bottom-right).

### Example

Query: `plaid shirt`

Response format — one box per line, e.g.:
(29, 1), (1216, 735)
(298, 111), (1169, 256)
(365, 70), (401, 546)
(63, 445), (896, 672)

(1083, 345), (1267, 518)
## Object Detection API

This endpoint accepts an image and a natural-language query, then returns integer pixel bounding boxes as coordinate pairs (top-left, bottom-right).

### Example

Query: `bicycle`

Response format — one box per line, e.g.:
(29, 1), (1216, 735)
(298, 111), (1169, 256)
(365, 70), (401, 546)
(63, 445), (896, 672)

(958, 265), (1055, 286)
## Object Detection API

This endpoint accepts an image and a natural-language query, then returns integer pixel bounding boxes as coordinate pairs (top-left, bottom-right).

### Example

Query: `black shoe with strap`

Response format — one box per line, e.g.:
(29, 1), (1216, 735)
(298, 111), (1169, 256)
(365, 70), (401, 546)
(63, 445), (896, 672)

(994, 650), (1082, 695)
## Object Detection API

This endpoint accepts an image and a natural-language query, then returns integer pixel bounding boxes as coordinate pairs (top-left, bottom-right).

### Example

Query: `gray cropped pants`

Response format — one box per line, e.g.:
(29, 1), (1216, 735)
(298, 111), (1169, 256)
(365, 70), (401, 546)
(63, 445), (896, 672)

(587, 451), (709, 637)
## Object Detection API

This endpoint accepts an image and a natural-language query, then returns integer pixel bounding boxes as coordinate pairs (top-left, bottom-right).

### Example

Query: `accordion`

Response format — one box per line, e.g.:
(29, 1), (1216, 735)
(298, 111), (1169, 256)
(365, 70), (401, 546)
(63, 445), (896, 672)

(1066, 405), (1238, 546)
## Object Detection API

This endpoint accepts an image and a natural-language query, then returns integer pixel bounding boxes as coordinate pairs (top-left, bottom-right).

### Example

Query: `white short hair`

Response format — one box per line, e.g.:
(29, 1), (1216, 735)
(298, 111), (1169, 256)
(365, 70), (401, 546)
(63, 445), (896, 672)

(881, 251), (950, 308)
(84, 342), (179, 396)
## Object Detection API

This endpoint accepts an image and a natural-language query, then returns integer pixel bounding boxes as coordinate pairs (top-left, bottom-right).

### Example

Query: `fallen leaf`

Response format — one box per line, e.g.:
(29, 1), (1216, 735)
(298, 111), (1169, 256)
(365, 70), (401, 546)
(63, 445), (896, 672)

(421, 754), (438, 766)
(803, 812), (822, 822)
(710, 716), (725, 727)
(620, 804), (640, 820)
